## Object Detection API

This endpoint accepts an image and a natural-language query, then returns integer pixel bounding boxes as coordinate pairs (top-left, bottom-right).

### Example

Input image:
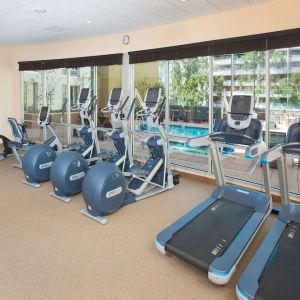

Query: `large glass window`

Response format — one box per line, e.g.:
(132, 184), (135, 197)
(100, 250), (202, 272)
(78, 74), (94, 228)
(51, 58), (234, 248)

(97, 65), (122, 128)
(20, 47), (300, 197)
(45, 69), (68, 145)
(69, 67), (94, 142)
(213, 52), (266, 188)
(169, 57), (209, 171)
(23, 70), (43, 141)
(97, 64), (122, 153)
(133, 61), (166, 160)
(269, 47), (300, 194)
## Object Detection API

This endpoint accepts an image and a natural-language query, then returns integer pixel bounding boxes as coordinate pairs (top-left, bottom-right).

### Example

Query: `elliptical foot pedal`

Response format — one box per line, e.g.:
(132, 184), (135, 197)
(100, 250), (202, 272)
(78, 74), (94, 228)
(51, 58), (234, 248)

(81, 208), (108, 225)
(49, 191), (71, 203)
(22, 179), (40, 188)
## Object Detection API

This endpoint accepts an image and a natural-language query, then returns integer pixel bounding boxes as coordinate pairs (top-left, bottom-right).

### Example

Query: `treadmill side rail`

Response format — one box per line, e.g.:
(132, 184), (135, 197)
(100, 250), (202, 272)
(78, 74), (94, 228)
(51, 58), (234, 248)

(236, 220), (286, 300)
(209, 208), (271, 285)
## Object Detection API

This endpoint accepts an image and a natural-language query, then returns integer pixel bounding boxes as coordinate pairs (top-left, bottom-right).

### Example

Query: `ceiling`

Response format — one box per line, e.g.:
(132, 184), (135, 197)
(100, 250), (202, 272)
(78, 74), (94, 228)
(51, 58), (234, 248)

(0, 0), (272, 46)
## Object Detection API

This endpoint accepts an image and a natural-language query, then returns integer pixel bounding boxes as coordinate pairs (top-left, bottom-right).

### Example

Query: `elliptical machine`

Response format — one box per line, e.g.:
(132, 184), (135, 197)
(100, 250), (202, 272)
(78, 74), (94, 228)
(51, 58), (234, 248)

(100, 88), (132, 172)
(49, 88), (101, 203)
(21, 105), (63, 187)
(7, 108), (62, 169)
(80, 87), (176, 225)
(21, 88), (98, 188)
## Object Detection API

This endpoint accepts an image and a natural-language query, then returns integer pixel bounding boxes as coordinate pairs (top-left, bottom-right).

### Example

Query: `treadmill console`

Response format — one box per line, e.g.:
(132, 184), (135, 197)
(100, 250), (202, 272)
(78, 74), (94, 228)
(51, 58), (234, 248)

(228, 95), (254, 130)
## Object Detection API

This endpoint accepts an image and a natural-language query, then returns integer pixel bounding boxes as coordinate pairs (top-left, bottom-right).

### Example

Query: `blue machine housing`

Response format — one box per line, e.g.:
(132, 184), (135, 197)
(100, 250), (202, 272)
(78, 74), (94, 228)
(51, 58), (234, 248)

(50, 151), (88, 198)
(82, 162), (127, 216)
(22, 144), (57, 184)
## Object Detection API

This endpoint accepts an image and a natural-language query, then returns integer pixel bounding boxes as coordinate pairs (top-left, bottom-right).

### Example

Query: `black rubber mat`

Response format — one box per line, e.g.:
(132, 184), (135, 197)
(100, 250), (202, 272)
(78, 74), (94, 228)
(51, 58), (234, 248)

(256, 221), (300, 300)
(166, 198), (254, 270)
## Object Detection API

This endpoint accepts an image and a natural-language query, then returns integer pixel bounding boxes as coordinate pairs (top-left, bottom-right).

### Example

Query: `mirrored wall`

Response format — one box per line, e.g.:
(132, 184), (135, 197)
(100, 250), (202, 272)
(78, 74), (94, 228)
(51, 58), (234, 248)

(20, 46), (300, 196)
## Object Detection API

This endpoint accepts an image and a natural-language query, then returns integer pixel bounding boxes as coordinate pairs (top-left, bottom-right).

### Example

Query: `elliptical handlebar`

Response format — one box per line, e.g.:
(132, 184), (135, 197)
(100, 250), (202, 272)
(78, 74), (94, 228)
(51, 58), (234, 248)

(119, 96), (130, 112)
(126, 98), (136, 121)
(156, 97), (166, 125)
(87, 95), (97, 116)
(61, 98), (68, 124)
(210, 132), (257, 146)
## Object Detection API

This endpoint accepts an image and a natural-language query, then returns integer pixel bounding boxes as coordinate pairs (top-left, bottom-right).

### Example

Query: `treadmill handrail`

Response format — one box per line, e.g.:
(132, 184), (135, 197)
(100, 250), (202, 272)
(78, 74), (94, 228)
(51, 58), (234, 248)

(245, 140), (267, 159)
(210, 132), (256, 145)
(261, 142), (300, 165)
(261, 144), (284, 164)
(188, 132), (266, 158)
(282, 142), (300, 155)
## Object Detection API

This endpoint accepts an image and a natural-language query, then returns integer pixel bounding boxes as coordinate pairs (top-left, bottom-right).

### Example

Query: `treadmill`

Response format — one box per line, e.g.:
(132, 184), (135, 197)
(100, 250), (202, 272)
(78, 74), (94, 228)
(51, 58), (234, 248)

(237, 123), (300, 300)
(155, 95), (271, 285)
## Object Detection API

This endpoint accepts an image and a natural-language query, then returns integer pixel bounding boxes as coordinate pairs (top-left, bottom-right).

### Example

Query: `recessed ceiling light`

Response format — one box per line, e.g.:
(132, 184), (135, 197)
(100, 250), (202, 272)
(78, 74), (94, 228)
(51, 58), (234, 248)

(85, 20), (93, 24)
(33, 8), (47, 14)
(179, 0), (187, 2)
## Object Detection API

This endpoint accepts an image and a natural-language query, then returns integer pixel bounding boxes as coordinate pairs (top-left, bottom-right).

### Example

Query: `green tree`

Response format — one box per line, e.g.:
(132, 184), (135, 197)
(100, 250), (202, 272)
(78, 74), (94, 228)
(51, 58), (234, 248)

(170, 57), (223, 107)
(289, 72), (300, 108)
(237, 50), (288, 106)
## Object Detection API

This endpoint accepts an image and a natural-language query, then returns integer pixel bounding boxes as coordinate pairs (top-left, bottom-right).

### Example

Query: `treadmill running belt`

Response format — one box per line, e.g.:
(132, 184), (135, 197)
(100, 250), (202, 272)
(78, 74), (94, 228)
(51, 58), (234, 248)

(256, 221), (300, 300)
(166, 198), (254, 270)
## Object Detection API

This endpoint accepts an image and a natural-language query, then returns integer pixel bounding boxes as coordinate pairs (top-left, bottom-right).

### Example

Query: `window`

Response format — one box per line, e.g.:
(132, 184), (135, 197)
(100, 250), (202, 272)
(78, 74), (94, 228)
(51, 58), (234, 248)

(97, 65), (122, 129)
(169, 57), (209, 171)
(45, 69), (68, 144)
(269, 47), (300, 194)
(213, 52), (266, 188)
(133, 61), (166, 159)
(23, 70), (43, 141)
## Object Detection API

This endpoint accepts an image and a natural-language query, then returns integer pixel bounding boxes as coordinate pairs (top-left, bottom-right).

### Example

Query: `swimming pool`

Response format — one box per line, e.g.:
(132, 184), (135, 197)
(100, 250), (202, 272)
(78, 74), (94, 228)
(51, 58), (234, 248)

(167, 124), (208, 138)
(165, 125), (208, 155)
(138, 124), (208, 154)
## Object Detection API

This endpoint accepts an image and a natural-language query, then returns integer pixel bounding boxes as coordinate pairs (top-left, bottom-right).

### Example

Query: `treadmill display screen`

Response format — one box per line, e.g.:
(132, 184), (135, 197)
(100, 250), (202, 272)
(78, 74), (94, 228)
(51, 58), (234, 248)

(79, 88), (89, 103)
(40, 106), (49, 122)
(110, 88), (122, 105)
(231, 95), (251, 115)
(146, 88), (160, 106)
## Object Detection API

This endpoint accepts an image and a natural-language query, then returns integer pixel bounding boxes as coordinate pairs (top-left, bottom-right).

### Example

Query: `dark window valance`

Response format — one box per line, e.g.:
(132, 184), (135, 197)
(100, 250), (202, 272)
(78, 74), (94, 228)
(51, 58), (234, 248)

(19, 53), (123, 71)
(129, 28), (300, 64)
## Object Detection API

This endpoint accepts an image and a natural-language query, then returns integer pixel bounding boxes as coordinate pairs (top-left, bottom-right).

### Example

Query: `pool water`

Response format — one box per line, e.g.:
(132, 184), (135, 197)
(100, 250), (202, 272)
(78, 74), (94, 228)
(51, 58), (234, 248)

(140, 124), (208, 155)
(167, 125), (208, 155)
(140, 123), (208, 138)
(170, 141), (208, 155)
(167, 124), (208, 138)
